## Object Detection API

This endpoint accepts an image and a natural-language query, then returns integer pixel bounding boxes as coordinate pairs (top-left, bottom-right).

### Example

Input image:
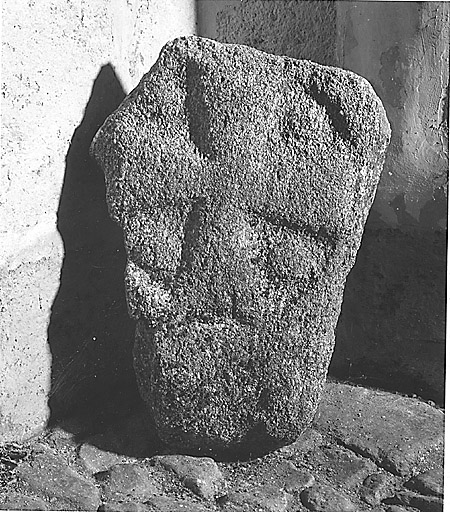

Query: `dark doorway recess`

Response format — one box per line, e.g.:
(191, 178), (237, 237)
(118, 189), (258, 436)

(47, 64), (140, 428)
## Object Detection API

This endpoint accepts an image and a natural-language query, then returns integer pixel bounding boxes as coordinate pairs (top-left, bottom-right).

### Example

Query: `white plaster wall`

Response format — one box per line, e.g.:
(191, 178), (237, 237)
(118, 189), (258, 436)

(1, 0), (196, 443)
(1, 0), (196, 240)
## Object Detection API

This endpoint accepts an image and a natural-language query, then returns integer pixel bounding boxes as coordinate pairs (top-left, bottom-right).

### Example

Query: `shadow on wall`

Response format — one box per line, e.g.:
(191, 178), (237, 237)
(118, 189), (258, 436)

(330, 210), (447, 406)
(47, 64), (140, 427)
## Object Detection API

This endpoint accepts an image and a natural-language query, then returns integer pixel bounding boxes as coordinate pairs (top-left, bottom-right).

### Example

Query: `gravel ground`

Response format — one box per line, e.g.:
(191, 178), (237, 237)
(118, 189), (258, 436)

(0, 380), (444, 512)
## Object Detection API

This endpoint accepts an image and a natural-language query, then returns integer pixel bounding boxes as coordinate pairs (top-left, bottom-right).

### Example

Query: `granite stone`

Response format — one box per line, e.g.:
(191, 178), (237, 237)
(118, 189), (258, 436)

(91, 35), (390, 454)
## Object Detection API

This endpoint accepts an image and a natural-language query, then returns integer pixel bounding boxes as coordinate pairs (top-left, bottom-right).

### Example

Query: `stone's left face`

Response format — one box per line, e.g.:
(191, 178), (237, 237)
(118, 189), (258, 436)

(91, 36), (390, 456)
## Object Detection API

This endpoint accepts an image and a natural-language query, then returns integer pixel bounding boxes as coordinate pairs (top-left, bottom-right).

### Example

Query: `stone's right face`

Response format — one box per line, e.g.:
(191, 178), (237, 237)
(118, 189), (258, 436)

(91, 36), (390, 455)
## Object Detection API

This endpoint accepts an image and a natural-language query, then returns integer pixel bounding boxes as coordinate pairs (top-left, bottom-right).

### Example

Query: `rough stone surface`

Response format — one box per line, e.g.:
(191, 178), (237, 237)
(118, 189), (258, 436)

(387, 490), (444, 512)
(16, 446), (101, 511)
(313, 383), (444, 476)
(404, 467), (444, 498)
(45, 424), (81, 453)
(78, 442), (125, 474)
(360, 472), (395, 506)
(99, 502), (149, 512)
(223, 485), (290, 512)
(309, 445), (378, 489)
(96, 463), (160, 501)
(91, 35), (390, 454)
(0, 493), (48, 511)
(145, 496), (211, 511)
(153, 455), (227, 500)
(273, 460), (315, 494)
(300, 483), (357, 511)
(276, 428), (323, 457)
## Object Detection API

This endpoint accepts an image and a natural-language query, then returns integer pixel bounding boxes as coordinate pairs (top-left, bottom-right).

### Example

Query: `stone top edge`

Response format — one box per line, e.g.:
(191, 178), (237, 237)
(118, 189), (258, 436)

(91, 35), (391, 157)
(158, 35), (381, 95)
(147, 36), (391, 138)
(90, 34), (392, 228)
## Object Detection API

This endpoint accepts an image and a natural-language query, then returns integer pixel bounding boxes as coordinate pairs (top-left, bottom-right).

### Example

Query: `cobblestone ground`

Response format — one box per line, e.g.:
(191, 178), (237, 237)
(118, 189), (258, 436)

(0, 381), (444, 512)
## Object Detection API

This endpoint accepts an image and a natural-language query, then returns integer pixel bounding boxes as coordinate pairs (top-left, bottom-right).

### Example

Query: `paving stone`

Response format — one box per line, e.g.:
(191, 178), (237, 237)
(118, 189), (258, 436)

(300, 483), (356, 512)
(16, 445), (100, 511)
(145, 496), (211, 511)
(45, 426), (79, 453)
(78, 442), (126, 474)
(387, 490), (444, 512)
(96, 463), (160, 501)
(310, 445), (378, 489)
(276, 429), (323, 457)
(273, 460), (315, 493)
(92, 35), (390, 456)
(313, 383), (444, 476)
(404, 467), (444, 497)
(0, 493), (48, 510)
(148, 496), (211, 512)
(222, 485), (291, 512)
(153, 455), (227, 500)
(99, 501), (150, 512)
(386, 507), (421, 512)
(360, 472), (395, 505)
